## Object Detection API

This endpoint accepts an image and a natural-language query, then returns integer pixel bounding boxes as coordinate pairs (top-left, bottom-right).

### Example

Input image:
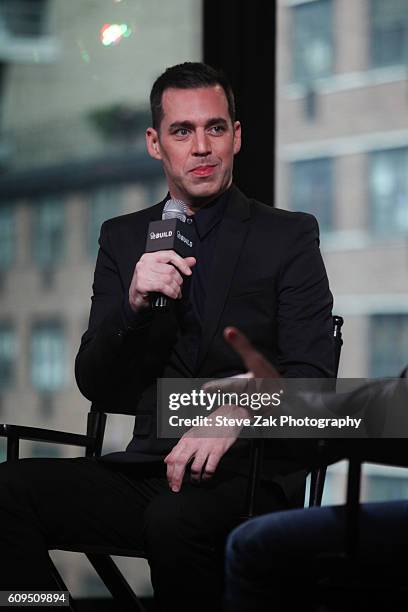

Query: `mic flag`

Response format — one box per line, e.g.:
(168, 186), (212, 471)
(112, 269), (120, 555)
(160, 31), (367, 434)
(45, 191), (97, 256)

(145, 218), (194, 258)
(145, 199), (195, 309)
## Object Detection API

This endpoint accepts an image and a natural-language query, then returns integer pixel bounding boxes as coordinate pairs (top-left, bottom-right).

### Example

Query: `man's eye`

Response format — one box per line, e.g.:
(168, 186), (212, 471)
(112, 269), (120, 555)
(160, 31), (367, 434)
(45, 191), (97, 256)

(175, 128), (189, 136)
(209, 125), (226, 134)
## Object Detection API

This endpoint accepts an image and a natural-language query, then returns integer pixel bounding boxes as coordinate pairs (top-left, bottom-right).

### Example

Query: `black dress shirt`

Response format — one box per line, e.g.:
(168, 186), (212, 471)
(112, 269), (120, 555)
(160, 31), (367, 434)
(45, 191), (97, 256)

(174, 188), (231, 373)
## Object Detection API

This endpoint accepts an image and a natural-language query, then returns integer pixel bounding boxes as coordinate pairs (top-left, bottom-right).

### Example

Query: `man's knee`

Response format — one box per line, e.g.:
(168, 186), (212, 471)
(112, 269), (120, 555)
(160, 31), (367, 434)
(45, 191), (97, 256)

(143, 488), (219, 558)
(226, 513), (286, 581)
(0, 457), (49, 488)
(143, 492), (182, 548)
(0, 459), (42, 523)
(0, 459), (31, 494)
(0, 457), (68, 513)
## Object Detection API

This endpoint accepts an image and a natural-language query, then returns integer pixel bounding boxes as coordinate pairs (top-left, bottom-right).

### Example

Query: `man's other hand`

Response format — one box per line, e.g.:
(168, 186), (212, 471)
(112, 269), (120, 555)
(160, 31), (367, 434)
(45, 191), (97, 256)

(129, 250), (196, 312)
(164, 405), (247, 493)
(223, 326), (281, 379)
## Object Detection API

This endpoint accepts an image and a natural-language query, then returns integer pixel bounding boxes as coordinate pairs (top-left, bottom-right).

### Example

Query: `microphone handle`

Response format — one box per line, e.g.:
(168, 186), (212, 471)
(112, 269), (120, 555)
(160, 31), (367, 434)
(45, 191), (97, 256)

(150, 292), (169, 310)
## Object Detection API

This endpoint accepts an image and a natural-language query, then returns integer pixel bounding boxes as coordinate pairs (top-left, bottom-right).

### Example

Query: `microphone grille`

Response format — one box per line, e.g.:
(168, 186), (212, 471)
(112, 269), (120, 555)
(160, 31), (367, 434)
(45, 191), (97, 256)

(162, 198), (187, 222)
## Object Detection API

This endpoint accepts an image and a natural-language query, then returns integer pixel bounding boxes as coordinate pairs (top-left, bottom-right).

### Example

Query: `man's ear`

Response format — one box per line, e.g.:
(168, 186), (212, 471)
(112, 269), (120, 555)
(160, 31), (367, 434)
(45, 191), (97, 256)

(146, 127), (162, 160)
(233, 121), (241, 155)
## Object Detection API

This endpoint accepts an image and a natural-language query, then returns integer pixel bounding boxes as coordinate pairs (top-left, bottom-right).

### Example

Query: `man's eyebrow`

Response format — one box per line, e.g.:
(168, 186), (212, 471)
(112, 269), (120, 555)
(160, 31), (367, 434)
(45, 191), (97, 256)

(168, 117), (229, 131)
(205, 117), (229, 128)
(168, 121), (195, 131)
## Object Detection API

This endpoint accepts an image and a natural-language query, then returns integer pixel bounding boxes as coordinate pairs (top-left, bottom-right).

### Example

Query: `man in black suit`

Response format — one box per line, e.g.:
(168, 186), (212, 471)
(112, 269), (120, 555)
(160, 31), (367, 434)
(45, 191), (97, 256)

(0, 62), (333, 611)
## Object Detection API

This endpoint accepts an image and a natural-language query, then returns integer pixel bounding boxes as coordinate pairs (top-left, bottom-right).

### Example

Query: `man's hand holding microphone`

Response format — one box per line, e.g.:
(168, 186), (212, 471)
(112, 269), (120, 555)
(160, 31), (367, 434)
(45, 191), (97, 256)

(129, 250), (196, 313)
(128, 197), (196, 313)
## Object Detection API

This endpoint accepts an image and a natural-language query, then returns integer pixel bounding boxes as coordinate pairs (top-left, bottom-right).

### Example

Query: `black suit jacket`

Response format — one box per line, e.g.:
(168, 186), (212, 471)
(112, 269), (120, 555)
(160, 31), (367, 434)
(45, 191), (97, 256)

(75, 186), (334, 502)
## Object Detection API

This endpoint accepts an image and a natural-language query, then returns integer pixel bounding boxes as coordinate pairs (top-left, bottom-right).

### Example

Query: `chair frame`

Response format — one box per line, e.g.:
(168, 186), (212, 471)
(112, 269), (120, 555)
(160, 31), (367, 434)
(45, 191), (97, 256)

(245, 315), (344, 518)
(0, 410), (146, 612)
(0, 315), (344, 610)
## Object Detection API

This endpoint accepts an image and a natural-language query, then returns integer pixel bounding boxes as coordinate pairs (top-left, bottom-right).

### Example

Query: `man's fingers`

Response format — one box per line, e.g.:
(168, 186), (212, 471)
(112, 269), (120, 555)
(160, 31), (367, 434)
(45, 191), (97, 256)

(189, 452), (208, 482)
(165, 447), (194, 492)
(154, 251), (196, 276)
(223, 326), (279, 378)
(201, 452), (221, 481)
(138, 266), (183, 299)
(202, 373), (252, 395)
(131, 252), (195, 308)
(184, 256), (196, 269)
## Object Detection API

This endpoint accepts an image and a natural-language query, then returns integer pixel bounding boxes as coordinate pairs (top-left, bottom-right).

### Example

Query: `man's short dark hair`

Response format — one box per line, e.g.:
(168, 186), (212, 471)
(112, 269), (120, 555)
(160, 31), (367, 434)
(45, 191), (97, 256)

(150, 62), (236, 130)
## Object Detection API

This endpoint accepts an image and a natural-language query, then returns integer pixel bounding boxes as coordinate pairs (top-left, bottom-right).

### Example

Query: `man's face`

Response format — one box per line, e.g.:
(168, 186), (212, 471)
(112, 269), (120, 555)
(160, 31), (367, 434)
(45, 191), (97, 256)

(146, 85), (241, 208)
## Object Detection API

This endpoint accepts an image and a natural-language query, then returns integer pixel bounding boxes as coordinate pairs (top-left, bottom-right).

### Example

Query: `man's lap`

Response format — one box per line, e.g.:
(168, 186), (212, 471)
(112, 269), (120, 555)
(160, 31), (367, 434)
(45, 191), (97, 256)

(0, 456), (164, 551)
(0, 456), (288, 553)
(227, 500), (408, 571)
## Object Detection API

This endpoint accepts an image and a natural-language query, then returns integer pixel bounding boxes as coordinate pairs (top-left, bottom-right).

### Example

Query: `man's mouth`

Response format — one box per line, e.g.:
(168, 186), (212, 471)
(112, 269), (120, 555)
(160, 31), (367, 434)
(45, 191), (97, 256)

(190, 165), (217, 177)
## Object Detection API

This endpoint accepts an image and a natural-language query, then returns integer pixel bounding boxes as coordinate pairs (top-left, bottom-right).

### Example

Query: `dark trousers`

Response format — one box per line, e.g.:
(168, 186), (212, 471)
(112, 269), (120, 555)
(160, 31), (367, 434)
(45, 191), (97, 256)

(0, 456), (287, 611)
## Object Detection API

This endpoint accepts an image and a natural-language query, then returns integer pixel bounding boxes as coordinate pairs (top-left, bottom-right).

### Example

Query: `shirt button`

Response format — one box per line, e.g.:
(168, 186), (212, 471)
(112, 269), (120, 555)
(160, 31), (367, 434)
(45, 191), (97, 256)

(186, 218), (193, 224)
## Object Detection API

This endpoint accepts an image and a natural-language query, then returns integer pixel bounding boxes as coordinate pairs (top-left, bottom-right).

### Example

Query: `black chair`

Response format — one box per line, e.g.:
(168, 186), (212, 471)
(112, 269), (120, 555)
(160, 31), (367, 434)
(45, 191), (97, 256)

(308, 314), (344, 508)
(310, 435), (408, 609)
(245, 315), (344, 518)
(0, 406), (148, 612)
(325, 438), (408, 558)
(299, 365), (408, 605)
(0, 315), (344, 610)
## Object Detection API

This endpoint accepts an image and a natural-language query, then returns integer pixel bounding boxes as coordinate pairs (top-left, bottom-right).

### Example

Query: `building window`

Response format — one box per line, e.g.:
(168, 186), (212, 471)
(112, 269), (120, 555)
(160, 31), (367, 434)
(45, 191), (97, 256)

(31, 443), (61, 458)
(365, 474), (408, 502)
(370, 314), (408, 378)
(0, 205), (15, 271)
(30, 321), (66, 392)
(0, 323), (16, 391)
(32, 198), (65, 269)
(369, 148), (408, 235)
(87, 187), (122, 259)
(0, 439), (6, 463)
(290, 158), (334, 231)
(0, 0), (49, 38)
(292, 0), (333, 84)
(370, 0), (408, 68)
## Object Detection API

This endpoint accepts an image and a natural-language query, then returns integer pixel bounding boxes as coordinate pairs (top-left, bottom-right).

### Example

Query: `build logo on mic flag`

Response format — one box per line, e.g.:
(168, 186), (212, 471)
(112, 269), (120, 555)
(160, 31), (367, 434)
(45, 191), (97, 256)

(146, 219), (195, 258)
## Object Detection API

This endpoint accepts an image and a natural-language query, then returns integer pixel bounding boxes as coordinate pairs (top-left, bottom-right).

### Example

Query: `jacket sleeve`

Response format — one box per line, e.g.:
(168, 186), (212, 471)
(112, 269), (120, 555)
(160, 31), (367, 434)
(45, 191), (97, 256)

(277, 213), (335, 378)
(75, 220), (154, 402)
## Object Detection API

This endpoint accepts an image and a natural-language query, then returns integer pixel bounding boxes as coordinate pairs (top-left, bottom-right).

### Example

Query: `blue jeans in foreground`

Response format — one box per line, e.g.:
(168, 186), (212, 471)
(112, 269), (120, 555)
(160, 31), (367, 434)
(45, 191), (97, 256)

(225, 500), (408, 612)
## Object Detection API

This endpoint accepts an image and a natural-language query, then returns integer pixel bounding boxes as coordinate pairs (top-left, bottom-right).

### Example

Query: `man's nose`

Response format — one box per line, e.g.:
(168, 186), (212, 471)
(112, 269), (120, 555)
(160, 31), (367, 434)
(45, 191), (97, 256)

(191, 130), (211, 156)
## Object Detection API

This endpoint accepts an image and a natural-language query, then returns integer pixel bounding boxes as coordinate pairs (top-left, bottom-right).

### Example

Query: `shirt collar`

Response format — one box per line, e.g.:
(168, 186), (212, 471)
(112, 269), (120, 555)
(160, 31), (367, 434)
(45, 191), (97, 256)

(191, 186), (232, 240)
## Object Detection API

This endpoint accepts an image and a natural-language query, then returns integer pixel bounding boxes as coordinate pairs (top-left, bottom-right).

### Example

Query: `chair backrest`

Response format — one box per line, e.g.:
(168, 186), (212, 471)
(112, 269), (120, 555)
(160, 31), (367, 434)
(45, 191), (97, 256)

(333, 315), (344, 378)
(308, 314), (344, 507)
(243, 315), (344, 518)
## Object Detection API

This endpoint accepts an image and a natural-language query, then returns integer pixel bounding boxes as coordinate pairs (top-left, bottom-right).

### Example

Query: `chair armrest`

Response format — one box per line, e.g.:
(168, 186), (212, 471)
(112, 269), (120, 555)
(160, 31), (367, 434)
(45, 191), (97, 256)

(0, 423), (94, 448)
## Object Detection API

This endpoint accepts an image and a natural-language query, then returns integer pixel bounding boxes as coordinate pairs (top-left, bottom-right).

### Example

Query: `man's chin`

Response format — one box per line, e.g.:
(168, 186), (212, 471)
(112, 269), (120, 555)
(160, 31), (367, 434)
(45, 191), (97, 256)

(186, 178), (227, 201)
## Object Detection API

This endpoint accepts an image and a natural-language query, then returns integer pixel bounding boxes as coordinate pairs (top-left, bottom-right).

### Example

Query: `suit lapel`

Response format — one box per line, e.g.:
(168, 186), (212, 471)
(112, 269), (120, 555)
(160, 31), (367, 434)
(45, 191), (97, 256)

(197, 186), (251, 370)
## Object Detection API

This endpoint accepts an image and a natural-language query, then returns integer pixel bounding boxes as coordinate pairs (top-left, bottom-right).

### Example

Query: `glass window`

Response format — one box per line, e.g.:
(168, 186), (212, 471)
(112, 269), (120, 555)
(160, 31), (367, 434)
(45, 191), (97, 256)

(369, 148), (408, 235)
(32, 198), (65, 268)
(0, 439), (6, 463)
(370, 314), (408, 377)
(31, 443), (61, 458)
(0, 0), (49, 38)
(370, 0), (408, 68)
(365, 474), (408, 502)
(292, 0), (333, 83)
(0, 205), (15, 270)
(290, 158), (334, 231)
(0, 323), (16, 390)
(30, 321), (66, 392)
(87, 186), (122, 259)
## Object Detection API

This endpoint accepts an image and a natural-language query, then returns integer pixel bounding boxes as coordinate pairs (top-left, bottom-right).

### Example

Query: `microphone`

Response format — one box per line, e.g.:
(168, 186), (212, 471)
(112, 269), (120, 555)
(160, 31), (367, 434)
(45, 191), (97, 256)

(145, 198), (195, 310)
